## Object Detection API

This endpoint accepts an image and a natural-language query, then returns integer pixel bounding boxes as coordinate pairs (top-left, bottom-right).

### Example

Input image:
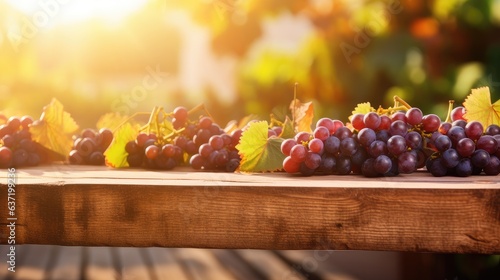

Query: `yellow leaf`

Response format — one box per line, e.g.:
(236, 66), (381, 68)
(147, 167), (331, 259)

(463, 87), (500, 130)
(289, 99), (314, 133)
(96, 113), (130, 130)
(30, 98), (79, 157)
(352, 102), (374, 114)
(104, 122), (139, 168)
(236, 121), (285, 172)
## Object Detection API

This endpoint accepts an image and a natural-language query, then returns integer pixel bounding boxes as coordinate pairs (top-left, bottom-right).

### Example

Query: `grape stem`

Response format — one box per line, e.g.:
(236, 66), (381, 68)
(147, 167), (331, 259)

(111, 112), (151, 133)
(292, 82), (298, 133)
(444, 100), (454, 123)
(393, 96), (412, 110)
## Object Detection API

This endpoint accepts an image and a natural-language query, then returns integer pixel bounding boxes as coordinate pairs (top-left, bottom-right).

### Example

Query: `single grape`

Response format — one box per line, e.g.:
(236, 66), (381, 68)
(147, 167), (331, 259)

(455, 158), (473, 177)
(209, 135), (224, 150)
(374, 155), (392, 175)
(2, 134), (15, 148)
(267, 129), (277, 138)
(332, 120), (344, 133)
(98, 128), (113, 150)
(389, 120), (408, 137)
(190, 154), (206, 170)
(471, 149), (490, 168)
(464, 121), (483, 141)
(439, 122), (452, 134)
(174, 136), (188, 150)
(185, 141), (198, 155)
(378, 115), (392, 131)
(318, 155), (336, 174)
(434, 135), (452, 152)
(7, 117), (21, 131)
(351, 114), (365, 130)
(145, 145), (160, 160)
(421, 114), (441, 132)
(199, 116), (213, 129)
(427, 158), (447, 177)
(397, 152), (417, 173)
(357, 128), (376, 147)
(334, 127), (352, 140)
(299, 162), (315, 176)
(363, 112), (381, 130)
(226, 158), (240, 172)
(68, 150), (83, 165)
(351, 148), (368, 168)
(194, 129), (211, 146)
(452, 120), (467, 129)
(324, 136), (340, 155)
(368, 140), (387, 158)
(441, 149), (460, 168)
(335, 156), (351, 175)
(0, 146), (13, 167)
(12, 149), (28, 167)
(272, 126), (283, 136)
(173, 106), (189, 123)
(290, 144), (307, 162)
(135, 132), (149, 148)
(476, 135), (498, 154)
(313, 126), (330, 141)
(451, 106), (466, 122)
(405, 108), (423, 126)
(483, 155), (500, 175)
(162, 144), (176, 158)
(308, 138), (324, 154)
(295, 132), (311, 144)
(485, 124), (500, 136)
(340, 137), (357, 156)
(361, 158), (379, 177)
(316, 118), (335, 134)
(456, 138), (475, 157)
(376, 130), (390, 142)
(199, 143), (214, 158)
(387, 135), (407, 156)
(447, 126), (466, 147)
(20, 115), (33, 129)
(88, 151), (105, 165)
(304, 152), (321, 170)
(391, 112), (407, 122)
(77, 138), (96, 157)
(281, 139), (297, 156)
(405, 131), (422, 150)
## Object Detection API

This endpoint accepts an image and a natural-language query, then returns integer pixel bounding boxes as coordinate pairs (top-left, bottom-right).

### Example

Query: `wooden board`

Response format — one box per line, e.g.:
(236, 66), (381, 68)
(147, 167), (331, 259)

(0, 165), (499, 254)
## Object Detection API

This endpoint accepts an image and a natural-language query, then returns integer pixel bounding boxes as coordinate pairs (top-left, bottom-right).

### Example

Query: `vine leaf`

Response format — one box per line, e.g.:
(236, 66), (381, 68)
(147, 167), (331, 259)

(280, 116), (295, 139)
(30, 98), (79, 158)
(96, 113), (130, 130)
(463, 87), (500, 129)
(351, 102), (375, 115)
(105, 122), (139, 168)
(236, 121), (285, 172)
(290, 99), (314, 133)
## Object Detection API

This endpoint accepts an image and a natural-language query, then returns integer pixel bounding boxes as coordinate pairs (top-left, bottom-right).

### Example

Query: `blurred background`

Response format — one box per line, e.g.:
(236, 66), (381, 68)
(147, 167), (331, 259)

(1, 0), (500, 127)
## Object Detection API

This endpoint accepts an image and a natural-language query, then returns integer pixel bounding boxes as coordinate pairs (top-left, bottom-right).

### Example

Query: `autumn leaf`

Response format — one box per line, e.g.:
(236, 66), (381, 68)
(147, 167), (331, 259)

(290, 99), (314, 133)
(96, 112), (130, 130)
(236, 121), (285, 172)
(463, 87), (500, 130)
(30, 98), (79, 158)
(280, 116), (295, 139)
(104, 122), (139, 168)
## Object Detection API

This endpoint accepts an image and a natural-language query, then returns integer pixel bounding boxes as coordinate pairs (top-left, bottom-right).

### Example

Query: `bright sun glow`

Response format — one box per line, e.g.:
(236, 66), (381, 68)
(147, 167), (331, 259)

(6, 0), (145, 25)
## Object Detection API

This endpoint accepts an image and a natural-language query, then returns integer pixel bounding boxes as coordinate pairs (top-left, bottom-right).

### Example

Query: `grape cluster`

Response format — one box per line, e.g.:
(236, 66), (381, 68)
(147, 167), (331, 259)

(282, 109), (442, 177)
(125, 106), (242, 171)
(0, 115), (44, 168)
(125, 132), (183, 170)
(68, 128), (113, 165)
(426, 122), (500, 176)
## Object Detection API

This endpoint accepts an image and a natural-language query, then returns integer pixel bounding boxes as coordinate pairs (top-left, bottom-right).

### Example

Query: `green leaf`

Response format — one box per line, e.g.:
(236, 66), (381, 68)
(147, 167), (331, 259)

(30, 98), (79, 158)
(280, 116), (296, 139)
(236, 121), (285, 172)
(104, 122), (139, 168)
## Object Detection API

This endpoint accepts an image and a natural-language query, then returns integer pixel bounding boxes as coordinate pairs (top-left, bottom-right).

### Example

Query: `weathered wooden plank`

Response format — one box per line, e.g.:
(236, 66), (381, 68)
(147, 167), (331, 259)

(0, 166), (499, 253)
(173, 248), (235, 280)
(85, 247), (117, 280)
(115, 247), (153, 280)
(47, 246), (82, 280)
(13, 245), (53, 280)
(146, 248), (189, 280)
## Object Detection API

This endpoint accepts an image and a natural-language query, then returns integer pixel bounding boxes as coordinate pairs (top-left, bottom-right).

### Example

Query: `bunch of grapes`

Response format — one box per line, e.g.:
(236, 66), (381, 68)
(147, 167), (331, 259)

(426, 122), (500, 176)
(0, 115), (43, 168)
(68, 128), (113, 165)
(124, 106), (242, 171)
(281, 108), (443, 177)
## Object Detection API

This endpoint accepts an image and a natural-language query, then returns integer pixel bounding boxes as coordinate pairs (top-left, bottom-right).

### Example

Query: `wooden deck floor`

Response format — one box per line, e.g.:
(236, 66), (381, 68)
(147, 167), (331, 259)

(0, 245), (403, 280)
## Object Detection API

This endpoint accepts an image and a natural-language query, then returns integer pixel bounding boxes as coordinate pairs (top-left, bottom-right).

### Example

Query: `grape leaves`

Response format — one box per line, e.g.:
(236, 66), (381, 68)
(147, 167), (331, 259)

(463, 87), (500, 130)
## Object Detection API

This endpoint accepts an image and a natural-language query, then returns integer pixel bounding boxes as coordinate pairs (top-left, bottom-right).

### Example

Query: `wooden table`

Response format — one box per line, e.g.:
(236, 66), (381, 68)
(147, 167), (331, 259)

(1, 165), (499, 254)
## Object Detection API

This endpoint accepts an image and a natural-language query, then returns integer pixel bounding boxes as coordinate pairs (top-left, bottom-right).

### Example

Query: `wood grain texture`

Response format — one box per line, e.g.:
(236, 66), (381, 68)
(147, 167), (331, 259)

(0, 165), (499, 254)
